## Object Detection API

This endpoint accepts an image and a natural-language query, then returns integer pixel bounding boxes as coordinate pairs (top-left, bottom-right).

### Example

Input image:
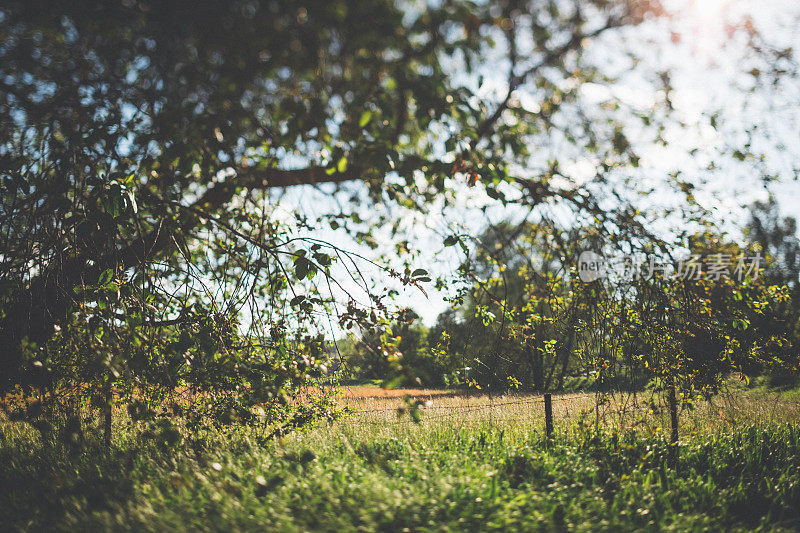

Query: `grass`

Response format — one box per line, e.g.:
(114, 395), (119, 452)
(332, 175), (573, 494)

(1, 389), (799, 531)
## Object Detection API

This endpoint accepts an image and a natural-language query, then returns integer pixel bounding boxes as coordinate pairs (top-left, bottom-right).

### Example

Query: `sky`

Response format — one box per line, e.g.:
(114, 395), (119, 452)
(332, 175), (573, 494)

(271, 0), (800, 332)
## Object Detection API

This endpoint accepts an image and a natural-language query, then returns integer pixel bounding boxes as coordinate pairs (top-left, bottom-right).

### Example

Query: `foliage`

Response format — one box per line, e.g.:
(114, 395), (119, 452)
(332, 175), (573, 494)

(431, 222), (798, 406)
(2, 405), (800, 531)
(337, 317), (460, 387)
(1, 0), (797, 445)
(746, 198), (800, 387)
(0, 0), (671, 428)
(0, 0), (497, 426)
(332, 212), (799, 450)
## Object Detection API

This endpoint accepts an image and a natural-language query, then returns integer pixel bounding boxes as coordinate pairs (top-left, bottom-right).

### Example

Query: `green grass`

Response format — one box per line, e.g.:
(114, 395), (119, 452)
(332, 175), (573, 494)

(1, 397), (800, 532)
(728, 375), (800, 401)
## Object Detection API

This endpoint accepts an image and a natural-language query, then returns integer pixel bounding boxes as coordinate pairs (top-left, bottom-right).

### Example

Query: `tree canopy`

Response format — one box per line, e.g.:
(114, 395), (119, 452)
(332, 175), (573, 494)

(1, 0), (797, 428)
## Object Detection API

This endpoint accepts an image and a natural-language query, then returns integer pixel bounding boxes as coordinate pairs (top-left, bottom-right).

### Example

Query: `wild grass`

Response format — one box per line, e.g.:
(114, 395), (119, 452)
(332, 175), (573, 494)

(0, 388), (799, 531)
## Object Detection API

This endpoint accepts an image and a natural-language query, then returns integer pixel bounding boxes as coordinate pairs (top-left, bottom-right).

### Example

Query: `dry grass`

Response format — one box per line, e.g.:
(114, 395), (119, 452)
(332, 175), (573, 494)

(2, 384), (799, 531)
(334, 386), (800, 436)
(338, 386), (464, 399)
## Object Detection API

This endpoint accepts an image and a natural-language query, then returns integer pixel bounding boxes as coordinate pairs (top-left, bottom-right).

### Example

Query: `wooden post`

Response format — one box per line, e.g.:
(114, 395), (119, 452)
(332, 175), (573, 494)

(667, 380), (679, 466)
(544, 393), (553, 439)
(104, 378), (112, 452)
(667, 382), (678, 444)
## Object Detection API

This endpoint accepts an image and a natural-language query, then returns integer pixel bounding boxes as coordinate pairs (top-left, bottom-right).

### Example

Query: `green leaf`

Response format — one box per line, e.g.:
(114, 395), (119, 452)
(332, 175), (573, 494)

(443, 235), (459, 247)
(313, 252), (331, 267)
(411, 268), (428, 278)
(359, 110), (372, 128)
(485, 186), (505, 201)
(295, 258), (310, 280)
(98, 268), (114, 286)
(337, 156), (348, 173)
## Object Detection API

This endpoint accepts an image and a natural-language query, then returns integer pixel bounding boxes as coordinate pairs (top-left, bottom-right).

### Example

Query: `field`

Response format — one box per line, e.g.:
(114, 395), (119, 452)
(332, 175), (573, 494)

(1, 387), (800, 531)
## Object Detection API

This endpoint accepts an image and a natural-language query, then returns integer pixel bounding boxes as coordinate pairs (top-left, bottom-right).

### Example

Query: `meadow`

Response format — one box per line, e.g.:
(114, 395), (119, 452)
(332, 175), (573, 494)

(1, 387), (799, 532)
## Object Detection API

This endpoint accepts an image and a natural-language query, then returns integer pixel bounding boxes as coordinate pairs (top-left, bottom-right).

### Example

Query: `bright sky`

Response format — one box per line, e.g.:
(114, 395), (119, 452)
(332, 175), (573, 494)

(276, 0), (800, 331)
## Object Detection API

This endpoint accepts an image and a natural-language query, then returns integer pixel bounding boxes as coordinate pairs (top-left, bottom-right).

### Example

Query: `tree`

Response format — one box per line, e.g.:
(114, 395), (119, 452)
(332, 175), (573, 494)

(1, 0), (666, 414)
(338, 318), (446, 385)
(0, 0), (475, 388)
(747, 198), (800, 307)
(745, 199), (800, 385)
(8, 0), (794, 433)
(433, 221), (798, 403)
(432, 220), (604, 391)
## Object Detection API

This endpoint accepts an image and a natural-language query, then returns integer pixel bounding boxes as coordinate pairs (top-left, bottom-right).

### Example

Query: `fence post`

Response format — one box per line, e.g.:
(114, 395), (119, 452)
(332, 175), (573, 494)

(104, 377), (112, 452)
(667, 382), (678, 444)
(667, 380), (679, 466)
(544, 393), (553, 439)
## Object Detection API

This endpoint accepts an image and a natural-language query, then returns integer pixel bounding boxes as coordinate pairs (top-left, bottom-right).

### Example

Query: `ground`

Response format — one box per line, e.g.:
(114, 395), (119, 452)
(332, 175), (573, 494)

(1, 386), (799, 531)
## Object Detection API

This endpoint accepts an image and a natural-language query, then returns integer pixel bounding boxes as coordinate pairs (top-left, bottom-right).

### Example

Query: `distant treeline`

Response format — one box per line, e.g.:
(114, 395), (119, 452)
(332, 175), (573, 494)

(335, 199), (800, 393)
